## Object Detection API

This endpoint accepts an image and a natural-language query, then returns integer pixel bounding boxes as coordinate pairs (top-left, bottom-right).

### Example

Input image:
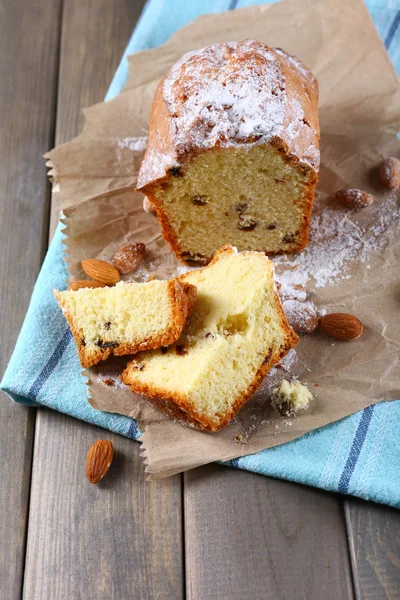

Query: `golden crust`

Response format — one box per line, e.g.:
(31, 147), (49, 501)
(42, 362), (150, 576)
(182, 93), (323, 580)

(121, 337), (297, 432)
(121, 246), (299, 432)
(54, 280), (197, 369)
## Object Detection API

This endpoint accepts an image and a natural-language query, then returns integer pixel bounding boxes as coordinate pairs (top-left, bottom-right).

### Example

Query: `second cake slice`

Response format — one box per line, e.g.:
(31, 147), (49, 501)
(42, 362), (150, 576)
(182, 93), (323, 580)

(122, 246), (298, 431)
(55, 279), (197, 368)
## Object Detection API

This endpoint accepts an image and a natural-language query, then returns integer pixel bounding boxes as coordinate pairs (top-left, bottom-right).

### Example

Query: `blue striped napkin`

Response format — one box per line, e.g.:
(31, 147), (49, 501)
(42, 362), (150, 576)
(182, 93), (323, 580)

(2, 0), (400, 507)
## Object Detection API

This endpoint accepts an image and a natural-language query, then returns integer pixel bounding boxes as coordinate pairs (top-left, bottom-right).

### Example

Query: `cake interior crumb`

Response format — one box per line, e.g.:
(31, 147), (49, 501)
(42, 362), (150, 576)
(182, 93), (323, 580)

(270, 379), (313, 417)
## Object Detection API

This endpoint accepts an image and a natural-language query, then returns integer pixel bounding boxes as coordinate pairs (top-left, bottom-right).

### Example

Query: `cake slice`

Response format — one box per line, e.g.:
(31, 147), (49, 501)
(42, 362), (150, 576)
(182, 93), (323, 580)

(121, 246), (298, 431)
(54, 279), (197, 368)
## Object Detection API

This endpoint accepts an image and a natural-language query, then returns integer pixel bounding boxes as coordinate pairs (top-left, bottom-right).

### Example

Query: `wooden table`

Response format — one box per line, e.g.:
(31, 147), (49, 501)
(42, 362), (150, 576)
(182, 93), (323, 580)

(1, 1), (399, 598)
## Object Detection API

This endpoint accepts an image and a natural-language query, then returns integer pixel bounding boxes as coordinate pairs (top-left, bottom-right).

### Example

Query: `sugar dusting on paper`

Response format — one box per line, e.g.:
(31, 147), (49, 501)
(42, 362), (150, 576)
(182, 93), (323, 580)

(274, 191), (400, 293)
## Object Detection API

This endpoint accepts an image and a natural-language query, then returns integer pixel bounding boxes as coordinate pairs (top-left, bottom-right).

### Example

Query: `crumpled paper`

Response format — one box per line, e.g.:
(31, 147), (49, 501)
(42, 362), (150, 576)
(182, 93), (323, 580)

(46, 0), (400, 478)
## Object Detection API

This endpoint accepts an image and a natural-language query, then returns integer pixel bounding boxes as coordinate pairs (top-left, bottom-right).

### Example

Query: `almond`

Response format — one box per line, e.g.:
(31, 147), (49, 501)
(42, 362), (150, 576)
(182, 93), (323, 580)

(86, 440), (114, 484)
(380, 157), (400, 190)
(112, 242), (146, 275)
(320, 313), (363, 340)
(68, 280), (106, 291)
(81, 259), (120, 285)
(335, 188), (374, 210)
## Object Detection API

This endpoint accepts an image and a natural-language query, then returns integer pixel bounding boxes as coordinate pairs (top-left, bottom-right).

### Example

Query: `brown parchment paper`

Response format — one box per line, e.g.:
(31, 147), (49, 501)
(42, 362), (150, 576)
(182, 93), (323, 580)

(46, 0), (400, 479)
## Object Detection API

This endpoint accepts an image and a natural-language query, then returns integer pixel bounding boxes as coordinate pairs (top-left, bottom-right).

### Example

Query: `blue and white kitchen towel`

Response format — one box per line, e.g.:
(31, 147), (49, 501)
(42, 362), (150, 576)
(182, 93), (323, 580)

(2, 0), (400, 507)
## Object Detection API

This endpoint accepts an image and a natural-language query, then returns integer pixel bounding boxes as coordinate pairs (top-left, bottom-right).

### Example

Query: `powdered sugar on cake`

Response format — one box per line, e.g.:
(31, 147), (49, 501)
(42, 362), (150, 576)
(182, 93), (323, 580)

(163, 40), (319, 168)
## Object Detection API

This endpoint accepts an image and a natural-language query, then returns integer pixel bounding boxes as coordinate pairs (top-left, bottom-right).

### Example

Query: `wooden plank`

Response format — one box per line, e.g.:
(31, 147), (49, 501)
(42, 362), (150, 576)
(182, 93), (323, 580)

(24, 1), (184, 598)
(23, 410), (183, 600)
(0, 406), (35, 600)
(49, 0), (146, 237)
(0, 0), (63, 598)
(185, 465), (354, 600)
(55, 0), (145, 146)
(345, 499), (400, 600)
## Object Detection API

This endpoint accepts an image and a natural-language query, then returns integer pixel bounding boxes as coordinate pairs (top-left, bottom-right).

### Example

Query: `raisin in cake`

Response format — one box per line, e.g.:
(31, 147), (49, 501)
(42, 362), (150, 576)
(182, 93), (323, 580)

(137, 39), (320, 265)
(54, 279), (196, 368)
(121, 246), (298, 431)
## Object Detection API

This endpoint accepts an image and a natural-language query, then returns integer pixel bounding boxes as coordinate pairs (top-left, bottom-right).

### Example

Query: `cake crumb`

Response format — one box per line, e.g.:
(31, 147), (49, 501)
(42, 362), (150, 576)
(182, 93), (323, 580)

(271, 380), (313, 417)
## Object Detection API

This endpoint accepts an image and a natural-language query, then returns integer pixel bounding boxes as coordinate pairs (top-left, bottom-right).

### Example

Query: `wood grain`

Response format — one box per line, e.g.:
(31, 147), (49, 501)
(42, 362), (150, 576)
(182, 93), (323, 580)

(49, 0), (146, 237)
(345, 499), (400, 600)
(185, 465), (354, 600)
(56, 0), (145, 146)
(0, 0), (63, 598)
(24, 1), (183, 598)
(23, 410), (183, 600)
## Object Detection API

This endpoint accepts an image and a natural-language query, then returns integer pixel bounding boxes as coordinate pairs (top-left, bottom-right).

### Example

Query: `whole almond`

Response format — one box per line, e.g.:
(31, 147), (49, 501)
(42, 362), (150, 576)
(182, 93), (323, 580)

(380, 157), (400, 190)
(336, 189), (374, 210)
(68, 280), (106, 291)
(283, 299), (319, 334)
(112, 242), (146, 275)
(86, 440), (114, 484)
(81, 259), (120, 285)
(320, 313), (363, 341)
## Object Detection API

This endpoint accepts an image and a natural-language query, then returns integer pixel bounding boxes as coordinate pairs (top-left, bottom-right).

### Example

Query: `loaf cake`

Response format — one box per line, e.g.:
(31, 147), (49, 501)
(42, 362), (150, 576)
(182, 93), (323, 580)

(121, 246), (299, 431)
(54, 279), (197, 368)
(137, 39), (320, 265)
